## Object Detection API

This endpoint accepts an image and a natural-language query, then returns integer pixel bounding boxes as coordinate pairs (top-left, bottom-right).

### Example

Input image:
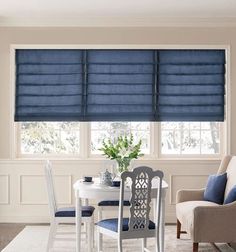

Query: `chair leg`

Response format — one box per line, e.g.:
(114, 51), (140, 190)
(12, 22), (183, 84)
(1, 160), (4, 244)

(193, 243), (198, 252)
(155, 231), (160, 252)
(98, 207), (102, 221)
(47, 223), (56, 252)
(84, 222), (88, 241)
(97, 227), (103, 252)
(87, 222), (92, 252)
(177, 219), (181, 239)
(91, 217), (95, 249)
(142, 238), (147, 251)
(118, 238), (123, 252)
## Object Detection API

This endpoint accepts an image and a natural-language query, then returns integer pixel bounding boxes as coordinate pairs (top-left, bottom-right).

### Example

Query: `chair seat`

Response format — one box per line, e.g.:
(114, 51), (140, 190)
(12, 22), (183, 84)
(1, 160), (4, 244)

(176, 200), (219, 235)
(98, 200), (130, 207)
(97, 218), (155, 232)
(55, 206), (95, 217)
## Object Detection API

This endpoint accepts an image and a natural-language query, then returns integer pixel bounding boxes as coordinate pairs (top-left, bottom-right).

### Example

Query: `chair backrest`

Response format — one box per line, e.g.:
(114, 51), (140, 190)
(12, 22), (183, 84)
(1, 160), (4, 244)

(118, 166), (163, 235)
(217, 155), (232, 175)
(44, 160), (57, 221)
(220, 155), (236, 199)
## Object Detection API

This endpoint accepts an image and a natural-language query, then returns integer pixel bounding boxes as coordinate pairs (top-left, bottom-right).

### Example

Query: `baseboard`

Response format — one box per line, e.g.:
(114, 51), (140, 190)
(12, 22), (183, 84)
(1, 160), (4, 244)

(0, 216), (50, 223)
(165, 213), (177, 224)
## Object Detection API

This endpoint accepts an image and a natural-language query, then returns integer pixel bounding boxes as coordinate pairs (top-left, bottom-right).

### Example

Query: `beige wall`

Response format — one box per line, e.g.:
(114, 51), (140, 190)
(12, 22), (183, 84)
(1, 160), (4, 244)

(0, 27), (235, 223)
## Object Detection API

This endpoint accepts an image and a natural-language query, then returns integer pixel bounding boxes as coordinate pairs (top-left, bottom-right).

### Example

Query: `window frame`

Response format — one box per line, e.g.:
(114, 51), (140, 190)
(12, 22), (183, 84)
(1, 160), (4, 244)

(158, 122), (225, 159)
(11, 44), (231, 160)
(88, 121), (155, 159)
(15, 122), (83, 159)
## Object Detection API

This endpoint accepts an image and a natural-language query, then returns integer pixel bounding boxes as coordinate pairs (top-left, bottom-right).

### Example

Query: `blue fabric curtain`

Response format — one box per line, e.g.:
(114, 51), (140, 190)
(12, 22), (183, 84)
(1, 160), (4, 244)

(15, 49), (225, 122)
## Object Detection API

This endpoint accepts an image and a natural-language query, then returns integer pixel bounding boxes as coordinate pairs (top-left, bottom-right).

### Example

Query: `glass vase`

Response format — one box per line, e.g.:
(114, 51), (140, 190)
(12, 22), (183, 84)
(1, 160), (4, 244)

(115, 158), (131, 179)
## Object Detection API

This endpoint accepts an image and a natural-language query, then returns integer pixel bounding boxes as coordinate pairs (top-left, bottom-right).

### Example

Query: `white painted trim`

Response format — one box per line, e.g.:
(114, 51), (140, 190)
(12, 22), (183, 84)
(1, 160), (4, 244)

(1, 17), (236, 27)
(0, 158), (222, 164)
(169, 174), (208, 205)
(225, 46), (231, 155)
(9, 46), (16, 159)
(19, 174), (72, 205)
(0, 174), (10, 205)
(11, 44), (230, 50)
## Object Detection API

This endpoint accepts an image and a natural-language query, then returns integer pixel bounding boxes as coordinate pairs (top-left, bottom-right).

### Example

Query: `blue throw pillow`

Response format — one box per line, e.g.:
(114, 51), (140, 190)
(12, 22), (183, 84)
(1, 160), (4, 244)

(203, 173), (227, 204)
(224, 185), (236, 204)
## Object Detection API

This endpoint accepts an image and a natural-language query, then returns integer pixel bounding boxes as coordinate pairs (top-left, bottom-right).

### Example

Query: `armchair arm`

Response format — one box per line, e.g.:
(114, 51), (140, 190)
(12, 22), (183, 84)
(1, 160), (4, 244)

(176, 188), (205, 203)
(193, 201), (236, 242)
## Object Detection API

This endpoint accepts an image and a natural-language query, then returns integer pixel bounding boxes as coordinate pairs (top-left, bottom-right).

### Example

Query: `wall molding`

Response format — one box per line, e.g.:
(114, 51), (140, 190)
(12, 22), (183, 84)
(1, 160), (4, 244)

(0, 174), (10, 205)
(19, 174), (72, 205)
(169, 174), (208, 205)
(0, 159), (222, 165)
(1, 17), (236, 27)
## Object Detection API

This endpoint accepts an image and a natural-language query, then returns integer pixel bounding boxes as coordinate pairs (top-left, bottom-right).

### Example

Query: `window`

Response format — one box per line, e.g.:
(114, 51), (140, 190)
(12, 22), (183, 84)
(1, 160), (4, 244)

(19, 122), (80, 155)
(161, 122), (221, 156)
(90, 122), (150, 155)
(17, 121), (224, 158)
(14, 47), (227, 159)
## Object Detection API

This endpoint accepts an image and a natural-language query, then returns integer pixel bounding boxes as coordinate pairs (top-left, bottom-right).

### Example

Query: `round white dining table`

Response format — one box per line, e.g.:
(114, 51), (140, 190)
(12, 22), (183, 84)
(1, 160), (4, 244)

(73, 178), (168, 252)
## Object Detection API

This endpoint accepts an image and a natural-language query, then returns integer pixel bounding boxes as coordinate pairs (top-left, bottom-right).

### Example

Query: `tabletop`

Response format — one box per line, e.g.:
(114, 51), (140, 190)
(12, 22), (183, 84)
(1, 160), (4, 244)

(73, 177), (168, 200)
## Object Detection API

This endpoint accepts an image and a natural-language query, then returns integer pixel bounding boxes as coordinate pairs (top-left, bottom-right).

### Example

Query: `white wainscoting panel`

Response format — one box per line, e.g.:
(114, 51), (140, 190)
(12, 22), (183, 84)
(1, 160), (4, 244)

(19, 174), (72, 205)
(169, 174), (208, 205)
(0, 174), (9, 204)
(0, 159), (220, 223)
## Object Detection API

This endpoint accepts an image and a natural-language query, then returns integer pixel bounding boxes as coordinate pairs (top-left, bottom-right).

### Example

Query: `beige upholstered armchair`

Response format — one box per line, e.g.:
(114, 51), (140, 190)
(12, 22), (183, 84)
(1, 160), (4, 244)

(176, 155), (236, 252)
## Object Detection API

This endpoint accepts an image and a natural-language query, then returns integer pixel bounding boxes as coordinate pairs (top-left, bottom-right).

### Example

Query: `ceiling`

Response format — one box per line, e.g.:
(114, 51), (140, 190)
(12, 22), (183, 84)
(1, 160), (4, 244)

(0, 0), (236, 27)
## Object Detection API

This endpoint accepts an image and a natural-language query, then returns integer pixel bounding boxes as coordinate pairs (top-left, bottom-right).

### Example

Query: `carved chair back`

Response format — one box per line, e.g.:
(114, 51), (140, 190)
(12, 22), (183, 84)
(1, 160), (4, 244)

(119, 166), (163, 235)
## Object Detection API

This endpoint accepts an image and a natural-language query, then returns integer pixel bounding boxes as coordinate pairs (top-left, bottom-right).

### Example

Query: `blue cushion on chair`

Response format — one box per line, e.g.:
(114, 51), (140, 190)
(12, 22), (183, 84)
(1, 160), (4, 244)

(97, 218), (155, 232)
(224, 186), (236, 204)
(55, 206), (95, 217)
(203, 173), (227, 204)
(98, 200), (130, 207)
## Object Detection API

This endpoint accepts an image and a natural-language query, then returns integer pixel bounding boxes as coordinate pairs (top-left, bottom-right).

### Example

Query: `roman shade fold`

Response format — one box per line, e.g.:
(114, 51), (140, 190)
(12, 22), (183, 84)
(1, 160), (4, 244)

(15, 49), (225, 122)
(85, 50), (155, 121)
(15, 49), (84, 121)
(158, 50), (225, 121)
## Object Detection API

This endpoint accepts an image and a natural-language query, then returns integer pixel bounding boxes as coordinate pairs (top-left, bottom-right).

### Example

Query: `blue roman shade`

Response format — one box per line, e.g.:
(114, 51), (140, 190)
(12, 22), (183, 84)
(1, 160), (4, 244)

(85, 50), (155, 121)
(158, 50), (225, 121)
(15, 49), (225, 122)
(15, 49), (84, 121)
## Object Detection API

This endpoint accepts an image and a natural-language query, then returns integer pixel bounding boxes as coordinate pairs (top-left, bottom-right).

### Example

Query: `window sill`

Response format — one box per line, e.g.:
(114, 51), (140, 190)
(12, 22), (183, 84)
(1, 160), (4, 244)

(11, 156), (223, 163)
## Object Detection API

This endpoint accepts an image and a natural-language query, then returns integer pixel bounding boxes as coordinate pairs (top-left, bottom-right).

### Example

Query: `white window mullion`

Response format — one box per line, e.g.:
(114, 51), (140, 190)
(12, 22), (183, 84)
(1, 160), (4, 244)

(155, 122), (161, 159)
(80, 122), (89, 159)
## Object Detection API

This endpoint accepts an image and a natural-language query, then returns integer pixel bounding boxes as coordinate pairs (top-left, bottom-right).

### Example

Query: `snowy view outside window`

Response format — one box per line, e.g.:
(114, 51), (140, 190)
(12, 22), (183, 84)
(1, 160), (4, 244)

(20, 122), (80, 155)
(19, 121), (221, 156)
(91, 122), (150, 154)
(161, 122), (220, 155)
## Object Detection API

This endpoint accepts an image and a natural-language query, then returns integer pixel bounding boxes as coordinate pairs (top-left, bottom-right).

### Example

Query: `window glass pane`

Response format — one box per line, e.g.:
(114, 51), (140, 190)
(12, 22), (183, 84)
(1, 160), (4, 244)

(161, 122), (221, 155)
(161, 130), (180, 154)
(201, 130), (220, 154)
(20, 122), (80, 155)
(181, 130), (200, 154)
(91, 122), (150, 154)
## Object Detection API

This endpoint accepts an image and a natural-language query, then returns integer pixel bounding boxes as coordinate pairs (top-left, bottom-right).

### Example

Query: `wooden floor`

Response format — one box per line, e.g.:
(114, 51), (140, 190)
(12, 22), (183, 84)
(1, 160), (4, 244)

(0, 223), (26, 251)
(0, 223), (49, 251)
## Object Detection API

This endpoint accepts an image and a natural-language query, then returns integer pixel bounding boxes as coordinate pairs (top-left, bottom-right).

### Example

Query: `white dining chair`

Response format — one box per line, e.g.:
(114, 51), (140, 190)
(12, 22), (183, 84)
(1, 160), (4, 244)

(97, 160), (132, 221)
(45, 160), (95, 252)
(97, 166), (163, 252)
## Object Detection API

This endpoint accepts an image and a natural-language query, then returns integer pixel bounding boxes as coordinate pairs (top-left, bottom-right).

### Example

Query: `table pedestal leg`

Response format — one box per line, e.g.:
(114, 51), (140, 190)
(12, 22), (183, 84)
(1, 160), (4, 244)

(160, 191), (166, 252)
(76, 192), (82, 252)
